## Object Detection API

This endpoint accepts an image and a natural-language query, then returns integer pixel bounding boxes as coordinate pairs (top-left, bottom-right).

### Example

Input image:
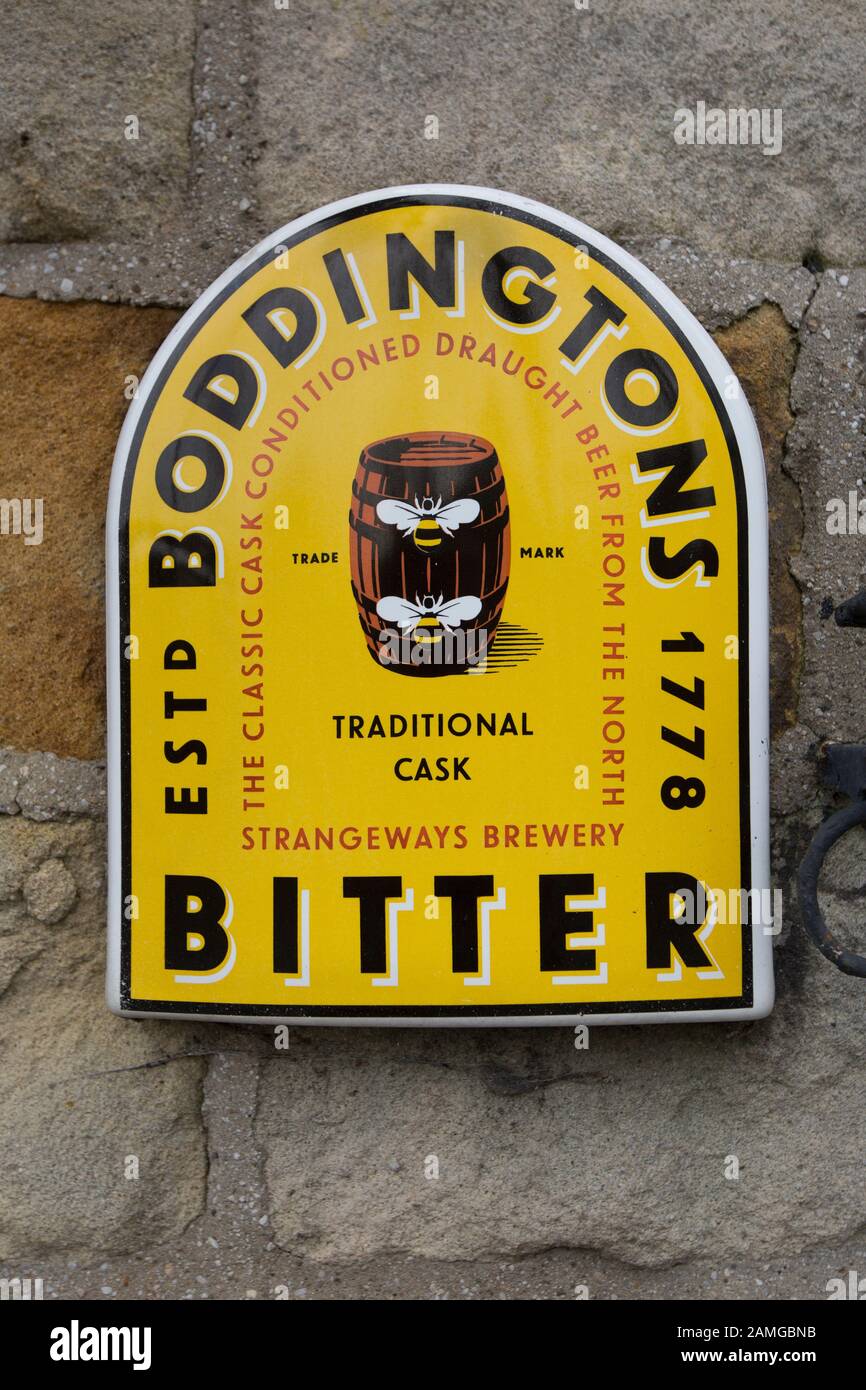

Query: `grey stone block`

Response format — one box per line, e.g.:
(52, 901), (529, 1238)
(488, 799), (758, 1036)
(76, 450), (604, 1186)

(0, 0), (197, 241)
(0, 819), (208, 1261)
(253, 0), (866, 263)
(256, 987), (866, 1265)
(786, 270), (866, 744)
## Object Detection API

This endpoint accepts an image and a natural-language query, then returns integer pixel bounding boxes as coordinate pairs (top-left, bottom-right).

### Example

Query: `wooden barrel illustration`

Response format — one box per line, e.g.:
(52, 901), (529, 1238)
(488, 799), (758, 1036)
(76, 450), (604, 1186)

(349, 432), (510, 675)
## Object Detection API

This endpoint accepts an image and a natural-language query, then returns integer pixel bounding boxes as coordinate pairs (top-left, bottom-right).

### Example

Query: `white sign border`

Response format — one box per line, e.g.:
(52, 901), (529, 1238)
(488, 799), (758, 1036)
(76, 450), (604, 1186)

(106, 183), (772, 1026)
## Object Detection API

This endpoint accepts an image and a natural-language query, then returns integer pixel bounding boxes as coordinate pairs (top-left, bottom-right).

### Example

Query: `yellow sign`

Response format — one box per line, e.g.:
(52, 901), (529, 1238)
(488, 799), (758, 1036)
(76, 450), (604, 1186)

(107, 186), (772, 1025)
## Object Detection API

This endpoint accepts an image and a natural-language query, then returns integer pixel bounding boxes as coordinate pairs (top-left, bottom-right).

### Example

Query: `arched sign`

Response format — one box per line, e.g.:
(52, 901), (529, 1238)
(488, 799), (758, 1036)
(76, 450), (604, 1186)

(106, 185), (772, 1025)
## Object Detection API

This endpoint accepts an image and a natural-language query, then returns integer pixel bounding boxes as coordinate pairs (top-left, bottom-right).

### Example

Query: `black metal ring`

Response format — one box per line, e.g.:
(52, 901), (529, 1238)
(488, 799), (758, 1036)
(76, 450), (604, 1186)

(797, 801), (866, 977)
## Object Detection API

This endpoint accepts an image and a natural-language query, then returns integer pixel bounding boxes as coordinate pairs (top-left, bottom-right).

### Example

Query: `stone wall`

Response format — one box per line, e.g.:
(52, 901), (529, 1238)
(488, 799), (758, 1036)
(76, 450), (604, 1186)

(0, 0), (864, 1300)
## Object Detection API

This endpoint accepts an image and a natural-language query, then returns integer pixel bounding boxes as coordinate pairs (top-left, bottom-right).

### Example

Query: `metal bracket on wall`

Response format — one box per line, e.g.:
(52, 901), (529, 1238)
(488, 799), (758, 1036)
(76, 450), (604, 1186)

(797, 589), (866, 977)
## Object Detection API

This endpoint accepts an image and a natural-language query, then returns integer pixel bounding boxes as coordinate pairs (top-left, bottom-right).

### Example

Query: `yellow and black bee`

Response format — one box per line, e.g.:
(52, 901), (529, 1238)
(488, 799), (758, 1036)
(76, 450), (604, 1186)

(376, 592), (483, 642)
(376, 494), (480, 551)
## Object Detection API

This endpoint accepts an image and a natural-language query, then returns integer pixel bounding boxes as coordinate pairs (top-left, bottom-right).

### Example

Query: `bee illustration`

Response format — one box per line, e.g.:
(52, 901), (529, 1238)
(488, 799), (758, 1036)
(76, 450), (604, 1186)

(376, 592), (483, 643)
(375, 494), (481, 550)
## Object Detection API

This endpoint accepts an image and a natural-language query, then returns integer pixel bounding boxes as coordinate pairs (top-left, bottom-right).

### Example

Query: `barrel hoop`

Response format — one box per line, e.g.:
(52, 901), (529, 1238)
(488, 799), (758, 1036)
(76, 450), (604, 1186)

(362, 436), (496, 471)
(352, 474), (506, 510)
(349, 504), (509, 546)
(351, 576), (508, 615)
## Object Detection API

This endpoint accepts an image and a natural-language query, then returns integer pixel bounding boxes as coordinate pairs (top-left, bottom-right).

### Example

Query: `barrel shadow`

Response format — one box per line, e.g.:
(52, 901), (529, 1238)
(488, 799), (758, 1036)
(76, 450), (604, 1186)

(465, 621), (544, 675)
